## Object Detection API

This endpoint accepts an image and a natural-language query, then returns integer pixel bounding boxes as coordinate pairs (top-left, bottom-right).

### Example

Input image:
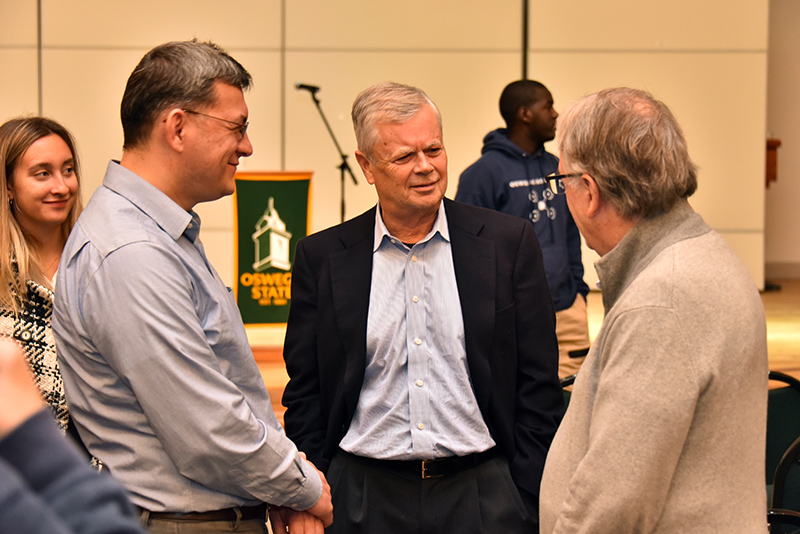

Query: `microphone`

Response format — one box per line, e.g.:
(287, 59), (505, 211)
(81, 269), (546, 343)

(295, 83), (320, 94)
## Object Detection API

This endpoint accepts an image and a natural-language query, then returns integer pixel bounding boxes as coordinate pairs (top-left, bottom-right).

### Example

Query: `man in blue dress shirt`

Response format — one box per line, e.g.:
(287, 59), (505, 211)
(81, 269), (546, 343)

(282, 82), (563, 533)
(53, 40), (332, 534)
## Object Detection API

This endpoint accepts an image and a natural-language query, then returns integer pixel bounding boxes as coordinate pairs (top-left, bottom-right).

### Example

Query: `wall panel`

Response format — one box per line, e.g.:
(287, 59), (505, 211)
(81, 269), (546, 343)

(286, 0), (520, 50)
(532, 0), (767, 51)
(528, 51), (767, 232)
(0, 49), (39, 120)
(766, 0), (800, 272)
(0, 0), (37, 45)
(0, 0), (39, 119)
(40, 0), (282, 49)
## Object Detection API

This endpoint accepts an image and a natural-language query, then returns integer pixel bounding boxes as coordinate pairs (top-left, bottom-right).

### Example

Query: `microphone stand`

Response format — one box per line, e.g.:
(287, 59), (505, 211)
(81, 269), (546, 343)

(297, 85), (357, 223)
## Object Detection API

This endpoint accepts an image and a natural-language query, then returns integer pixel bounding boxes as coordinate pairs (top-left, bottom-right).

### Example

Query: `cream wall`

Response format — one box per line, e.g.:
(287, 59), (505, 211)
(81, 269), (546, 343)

(530, 1), (769, 288)
(0, 2), (38, 116)
(766, 0), (800, 279)
(1, 0), (769, 344)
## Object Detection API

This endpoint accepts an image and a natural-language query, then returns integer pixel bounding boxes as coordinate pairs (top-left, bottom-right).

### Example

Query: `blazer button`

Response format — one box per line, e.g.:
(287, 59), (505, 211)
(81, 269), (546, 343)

(20, 330), (32, 341)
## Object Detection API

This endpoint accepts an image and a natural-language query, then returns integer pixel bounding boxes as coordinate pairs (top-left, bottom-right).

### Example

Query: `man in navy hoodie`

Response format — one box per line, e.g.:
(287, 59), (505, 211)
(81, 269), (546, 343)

(456, 80), (590, 378)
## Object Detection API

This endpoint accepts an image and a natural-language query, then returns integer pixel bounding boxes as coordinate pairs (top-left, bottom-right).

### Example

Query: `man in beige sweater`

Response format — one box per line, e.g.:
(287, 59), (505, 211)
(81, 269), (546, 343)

(539, 87), (768, 533)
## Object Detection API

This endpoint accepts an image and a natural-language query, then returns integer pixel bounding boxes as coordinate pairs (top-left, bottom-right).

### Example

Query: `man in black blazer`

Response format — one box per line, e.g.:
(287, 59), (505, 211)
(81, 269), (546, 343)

(282, 82), (563, 533)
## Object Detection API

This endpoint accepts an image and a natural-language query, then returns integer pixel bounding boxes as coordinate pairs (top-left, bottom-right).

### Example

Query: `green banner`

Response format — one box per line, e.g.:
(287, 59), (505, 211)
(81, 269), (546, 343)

(233, 172), (311, 325)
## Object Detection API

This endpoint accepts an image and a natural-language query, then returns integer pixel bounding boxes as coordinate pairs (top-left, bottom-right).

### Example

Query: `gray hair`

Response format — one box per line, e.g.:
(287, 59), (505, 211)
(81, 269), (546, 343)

(351, 82), (442, 158)
(121, 39), (252, 149)
(558, 87), (697, 219)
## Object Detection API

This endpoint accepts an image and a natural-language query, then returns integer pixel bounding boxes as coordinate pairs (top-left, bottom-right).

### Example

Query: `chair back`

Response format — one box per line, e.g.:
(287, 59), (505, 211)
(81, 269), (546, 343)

(767, 509), (800, 534)
(773, 435), (800, 513)
(768, 371), (800, 486)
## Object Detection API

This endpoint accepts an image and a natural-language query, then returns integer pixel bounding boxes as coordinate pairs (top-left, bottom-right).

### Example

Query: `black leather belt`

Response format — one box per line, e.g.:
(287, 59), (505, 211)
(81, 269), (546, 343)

(138, 503), (268, 522)
(345, 448), (499, 479)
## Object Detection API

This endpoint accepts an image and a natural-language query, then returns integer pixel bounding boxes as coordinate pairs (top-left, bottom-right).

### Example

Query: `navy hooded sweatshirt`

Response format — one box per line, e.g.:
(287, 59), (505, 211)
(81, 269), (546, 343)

(455, 128), (589, 311)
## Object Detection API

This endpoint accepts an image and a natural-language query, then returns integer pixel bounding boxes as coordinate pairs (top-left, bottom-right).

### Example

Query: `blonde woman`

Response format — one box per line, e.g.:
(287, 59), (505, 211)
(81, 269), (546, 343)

(0, 117), (82, 443)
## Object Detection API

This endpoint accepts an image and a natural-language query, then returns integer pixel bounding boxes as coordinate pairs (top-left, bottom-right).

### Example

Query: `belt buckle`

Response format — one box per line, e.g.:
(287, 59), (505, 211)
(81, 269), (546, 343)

(421, 459), (443, 479)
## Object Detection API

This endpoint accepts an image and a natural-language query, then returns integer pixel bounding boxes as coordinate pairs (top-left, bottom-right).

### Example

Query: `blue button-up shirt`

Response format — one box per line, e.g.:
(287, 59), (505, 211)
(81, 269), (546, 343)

(53, 161), (321, 512)
(339, 202), (496, 460)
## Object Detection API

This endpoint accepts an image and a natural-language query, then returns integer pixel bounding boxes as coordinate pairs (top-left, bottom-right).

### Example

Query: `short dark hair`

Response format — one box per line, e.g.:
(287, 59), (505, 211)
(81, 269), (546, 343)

(499, 79), (548, 128)
(120, 39), (252, 149)
(558, 87), (698, 219)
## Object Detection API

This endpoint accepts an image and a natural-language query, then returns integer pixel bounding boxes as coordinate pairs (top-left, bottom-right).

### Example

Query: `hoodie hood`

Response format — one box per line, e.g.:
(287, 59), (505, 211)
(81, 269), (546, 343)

(480, 128), (535, 160)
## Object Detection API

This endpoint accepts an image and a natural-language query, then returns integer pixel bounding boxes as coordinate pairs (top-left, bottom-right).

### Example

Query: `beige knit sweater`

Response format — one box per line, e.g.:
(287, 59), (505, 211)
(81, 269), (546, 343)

(540, 200), (768, 533)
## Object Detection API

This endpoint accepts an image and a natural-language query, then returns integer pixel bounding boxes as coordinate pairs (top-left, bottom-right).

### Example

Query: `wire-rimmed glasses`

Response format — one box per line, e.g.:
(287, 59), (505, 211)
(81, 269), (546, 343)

(183, 109), (249, 140)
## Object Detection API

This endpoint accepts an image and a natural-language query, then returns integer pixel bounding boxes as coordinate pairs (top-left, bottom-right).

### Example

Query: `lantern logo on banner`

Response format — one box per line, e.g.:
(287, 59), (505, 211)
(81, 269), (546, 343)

(234, 172), (311, 325)
(252, 197), (292, 272)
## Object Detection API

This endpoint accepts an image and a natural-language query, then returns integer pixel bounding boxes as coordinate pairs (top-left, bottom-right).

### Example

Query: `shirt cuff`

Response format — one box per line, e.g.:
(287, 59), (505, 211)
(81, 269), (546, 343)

(282, 453), (323, 511)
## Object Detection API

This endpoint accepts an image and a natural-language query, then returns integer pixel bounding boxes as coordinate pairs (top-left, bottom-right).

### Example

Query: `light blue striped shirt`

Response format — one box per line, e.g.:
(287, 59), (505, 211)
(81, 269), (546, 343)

(53, 161), (322, 512)
(339, 202), (496, 460)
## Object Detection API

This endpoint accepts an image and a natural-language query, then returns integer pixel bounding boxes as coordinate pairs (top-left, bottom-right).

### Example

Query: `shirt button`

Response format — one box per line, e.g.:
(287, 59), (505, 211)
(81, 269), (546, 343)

(411, 255), (418, 262)
(414, 338), (422, 345)
(416, 379), (424, 387)
(418, 423), (425, 430)
(391, 239), (397, 244)
(412, 296), (419, 303)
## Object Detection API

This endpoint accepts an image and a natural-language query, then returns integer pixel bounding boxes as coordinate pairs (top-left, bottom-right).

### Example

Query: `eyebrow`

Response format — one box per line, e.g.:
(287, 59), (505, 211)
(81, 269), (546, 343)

(26, 157), (75, 170)
(390, 142), (441, 158)
(390, 149), (415, 160)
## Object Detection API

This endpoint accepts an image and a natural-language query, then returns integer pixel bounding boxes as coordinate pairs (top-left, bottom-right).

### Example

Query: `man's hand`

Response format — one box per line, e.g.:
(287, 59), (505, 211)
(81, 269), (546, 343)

(269, 452), (334, 532)
(269, 508), (324, 534)
(302, 456), (333, 527)
(0, 337), (45, 439)
(306, 460), (333, 527)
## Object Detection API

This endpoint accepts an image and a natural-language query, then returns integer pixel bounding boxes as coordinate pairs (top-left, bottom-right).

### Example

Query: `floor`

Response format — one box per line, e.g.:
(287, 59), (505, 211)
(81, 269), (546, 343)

(259, 278), (800, 421)
(760, 279), (800, 379)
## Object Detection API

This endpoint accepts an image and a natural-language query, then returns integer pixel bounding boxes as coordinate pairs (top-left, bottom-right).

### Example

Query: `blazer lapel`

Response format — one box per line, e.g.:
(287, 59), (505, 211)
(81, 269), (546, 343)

(445, 200), (496, 411)
(329, 208), (375, 414)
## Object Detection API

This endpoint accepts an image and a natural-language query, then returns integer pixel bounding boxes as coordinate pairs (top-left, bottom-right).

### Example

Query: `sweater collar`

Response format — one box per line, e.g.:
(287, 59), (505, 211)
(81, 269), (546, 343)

(595, 199), (711, 313)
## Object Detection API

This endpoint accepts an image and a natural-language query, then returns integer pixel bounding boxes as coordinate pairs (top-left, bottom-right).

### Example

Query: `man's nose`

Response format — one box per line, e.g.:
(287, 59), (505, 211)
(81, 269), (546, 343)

(238, 133), (254, 157)
(415, 153), (434, 173)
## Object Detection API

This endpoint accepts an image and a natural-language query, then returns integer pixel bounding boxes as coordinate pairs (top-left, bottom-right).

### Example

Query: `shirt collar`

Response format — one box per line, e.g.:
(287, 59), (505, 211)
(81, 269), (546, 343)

(102, 160), (197, 242)
(373, 201), (450, 252)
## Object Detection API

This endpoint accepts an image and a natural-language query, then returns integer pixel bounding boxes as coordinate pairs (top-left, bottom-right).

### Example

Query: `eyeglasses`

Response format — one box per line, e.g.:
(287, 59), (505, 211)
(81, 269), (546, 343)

(545, 172), (582, 195)
(182, 109), (249, 140)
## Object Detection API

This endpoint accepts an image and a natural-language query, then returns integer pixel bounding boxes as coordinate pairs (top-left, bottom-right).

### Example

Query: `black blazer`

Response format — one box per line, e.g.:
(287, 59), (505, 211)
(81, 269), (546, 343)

(282, 198), (563, 498)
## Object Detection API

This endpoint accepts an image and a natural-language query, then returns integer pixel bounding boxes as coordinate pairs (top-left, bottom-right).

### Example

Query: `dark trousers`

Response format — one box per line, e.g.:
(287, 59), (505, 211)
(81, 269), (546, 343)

(326, 450), (538, 534)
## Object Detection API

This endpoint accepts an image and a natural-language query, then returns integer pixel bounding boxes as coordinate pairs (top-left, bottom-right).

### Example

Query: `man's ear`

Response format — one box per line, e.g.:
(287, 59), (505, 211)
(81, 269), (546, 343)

(163, 109), (188, 153)
(583, 174), (603, 218)
(354, 150), (374, 185)
(517, 105), (531, 125)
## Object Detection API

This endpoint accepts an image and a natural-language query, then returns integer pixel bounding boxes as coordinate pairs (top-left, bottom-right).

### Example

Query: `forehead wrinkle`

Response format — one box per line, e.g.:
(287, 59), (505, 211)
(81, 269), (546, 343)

(384, 138), (442, 161)
(370, 109), (443, 162)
